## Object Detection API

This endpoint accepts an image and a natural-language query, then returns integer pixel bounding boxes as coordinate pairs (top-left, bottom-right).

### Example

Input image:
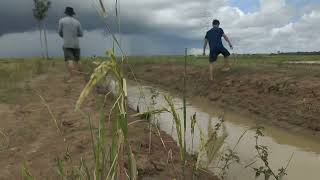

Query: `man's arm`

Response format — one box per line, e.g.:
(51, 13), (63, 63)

(223, 34), (233, 49)
(58, 20), (63, 38)
(203, 38), (208, 56)
(78, 23), (83, 37)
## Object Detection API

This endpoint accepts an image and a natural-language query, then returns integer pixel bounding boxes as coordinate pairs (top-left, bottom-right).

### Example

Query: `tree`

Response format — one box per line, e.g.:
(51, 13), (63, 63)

(33, 0), (51, 60)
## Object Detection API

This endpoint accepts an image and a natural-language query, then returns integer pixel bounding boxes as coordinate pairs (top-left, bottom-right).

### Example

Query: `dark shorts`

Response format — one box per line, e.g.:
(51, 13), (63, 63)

(63, 48), (80, 61)
(209, 47), (230, 63)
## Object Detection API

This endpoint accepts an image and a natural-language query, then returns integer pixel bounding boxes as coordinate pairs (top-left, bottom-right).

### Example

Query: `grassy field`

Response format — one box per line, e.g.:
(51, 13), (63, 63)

(127, 54), (320, 65)
(125, 54), (320, 134)
(1, 54), (319, 179)
(0, 58), (217, 180)
(126, 54), (320, 80)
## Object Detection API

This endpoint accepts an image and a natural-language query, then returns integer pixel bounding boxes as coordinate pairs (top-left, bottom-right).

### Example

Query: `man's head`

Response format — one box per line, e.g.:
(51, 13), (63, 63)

(212, 19), (220, 27)
(65, 7), (75, 16)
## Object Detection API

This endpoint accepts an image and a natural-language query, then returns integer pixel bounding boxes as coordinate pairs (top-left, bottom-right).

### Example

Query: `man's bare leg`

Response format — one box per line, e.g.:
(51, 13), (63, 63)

(66, 60), (75, 82)
(73, 61), (80, 74)
(222, 56), (231, 71)
(209, 63), (214, 81)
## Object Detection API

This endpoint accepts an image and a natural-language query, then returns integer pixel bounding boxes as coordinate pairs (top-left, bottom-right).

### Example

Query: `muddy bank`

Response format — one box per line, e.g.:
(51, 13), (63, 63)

(126, 64), (320, 136)
(0, 66), (214, 179)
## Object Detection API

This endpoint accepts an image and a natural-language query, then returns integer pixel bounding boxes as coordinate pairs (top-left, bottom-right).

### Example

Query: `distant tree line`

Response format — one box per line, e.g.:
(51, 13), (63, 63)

(271, 51), (320, 55)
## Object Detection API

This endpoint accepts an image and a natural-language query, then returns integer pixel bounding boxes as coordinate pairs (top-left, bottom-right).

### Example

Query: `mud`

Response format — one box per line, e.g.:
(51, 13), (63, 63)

(127, 64), (320, 137)
(0, 66), (214, 179)
(126, 82), (320, 180)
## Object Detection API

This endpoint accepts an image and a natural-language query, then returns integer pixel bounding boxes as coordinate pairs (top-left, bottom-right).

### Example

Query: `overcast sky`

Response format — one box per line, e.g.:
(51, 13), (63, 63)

(0, 0), (319, 57)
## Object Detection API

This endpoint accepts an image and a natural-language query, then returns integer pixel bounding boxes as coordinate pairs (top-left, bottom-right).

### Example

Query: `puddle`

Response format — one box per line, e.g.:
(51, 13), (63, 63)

(126, 82), (320, 180)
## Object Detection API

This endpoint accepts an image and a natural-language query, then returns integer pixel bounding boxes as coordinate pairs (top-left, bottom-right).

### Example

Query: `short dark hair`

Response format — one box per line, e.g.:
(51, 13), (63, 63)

(212, 19), (220, 26)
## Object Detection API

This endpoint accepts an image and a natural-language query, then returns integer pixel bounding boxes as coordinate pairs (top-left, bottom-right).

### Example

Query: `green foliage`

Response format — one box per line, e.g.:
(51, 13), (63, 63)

(164, 96), (185, 163)
(76, 51), (120, 110)
(33, 0), (51, 21)
(197, 118), (228, 169)
(249, 127), (293, 180)
(132, 108), (167, 121)
(21, 164), (35, 180)
(0, 59), (49, 104)
(76, 51), (137, 180)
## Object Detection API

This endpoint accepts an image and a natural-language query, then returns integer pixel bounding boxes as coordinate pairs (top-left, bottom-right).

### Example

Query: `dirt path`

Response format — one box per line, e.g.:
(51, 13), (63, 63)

(0, 67), (213, 179)
(127, 64), (320, 137)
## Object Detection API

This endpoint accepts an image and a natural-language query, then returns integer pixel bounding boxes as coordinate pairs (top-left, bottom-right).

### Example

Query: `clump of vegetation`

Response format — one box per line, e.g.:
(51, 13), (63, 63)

(0, 59), (49, 104)
(248, 127), (293, 180)
(196, 117), (228, 170)
(76, 51), (137, 179)
(32, 0), (51, 59)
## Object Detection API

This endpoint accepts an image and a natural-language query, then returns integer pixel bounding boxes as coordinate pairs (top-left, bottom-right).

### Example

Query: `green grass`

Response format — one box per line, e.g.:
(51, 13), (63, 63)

(127, 54), (320, 66)
(0, 58), (53, 104)
(126, 54), (320, 78)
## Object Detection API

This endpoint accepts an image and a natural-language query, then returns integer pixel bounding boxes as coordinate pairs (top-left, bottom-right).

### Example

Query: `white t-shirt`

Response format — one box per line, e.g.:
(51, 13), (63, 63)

(58, 16), (83, 49)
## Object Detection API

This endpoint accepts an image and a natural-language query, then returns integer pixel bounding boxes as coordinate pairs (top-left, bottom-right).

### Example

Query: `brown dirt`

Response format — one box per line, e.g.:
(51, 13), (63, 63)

(127, 64), (320, 137)
(0, 67), (215, 179)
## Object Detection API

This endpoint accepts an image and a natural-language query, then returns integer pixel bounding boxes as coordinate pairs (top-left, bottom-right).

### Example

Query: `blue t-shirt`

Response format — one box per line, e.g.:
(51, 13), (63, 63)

(205, 27), (224, 49)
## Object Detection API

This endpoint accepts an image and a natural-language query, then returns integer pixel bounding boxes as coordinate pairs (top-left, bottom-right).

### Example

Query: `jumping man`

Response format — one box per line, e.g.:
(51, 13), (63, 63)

(203, 19), (233, 81)
(58, 7), (83, 82)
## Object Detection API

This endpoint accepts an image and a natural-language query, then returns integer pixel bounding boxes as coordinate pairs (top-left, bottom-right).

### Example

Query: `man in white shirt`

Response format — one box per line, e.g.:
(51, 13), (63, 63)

(58, 7), (83, 82)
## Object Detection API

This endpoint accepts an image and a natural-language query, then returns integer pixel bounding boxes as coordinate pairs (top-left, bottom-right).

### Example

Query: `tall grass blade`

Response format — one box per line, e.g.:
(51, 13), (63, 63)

(164, 95), (184, 162)
(76, 50), (121, 110)
(196, 119), (228, 169)
(33, 90), (61, 134)
(205, 120), (228, 168)
(183, 48), (187, 166)
(21, 164), (35, 180)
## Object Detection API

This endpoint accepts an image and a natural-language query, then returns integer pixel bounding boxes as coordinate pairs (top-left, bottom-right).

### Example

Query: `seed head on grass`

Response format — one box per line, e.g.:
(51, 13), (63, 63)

(76, 50), (119, 110)
(196, 118), (228, 169)
(164, 95), (185, 163)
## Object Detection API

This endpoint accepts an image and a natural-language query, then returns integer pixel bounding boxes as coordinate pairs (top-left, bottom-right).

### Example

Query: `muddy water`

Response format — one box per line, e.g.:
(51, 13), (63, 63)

(126, 82), (320, 180)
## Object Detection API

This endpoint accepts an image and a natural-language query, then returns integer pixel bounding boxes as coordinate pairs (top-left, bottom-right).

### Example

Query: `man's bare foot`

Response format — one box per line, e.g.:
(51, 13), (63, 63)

(66, 79), (73, 83)
(222, 67), (231, 72)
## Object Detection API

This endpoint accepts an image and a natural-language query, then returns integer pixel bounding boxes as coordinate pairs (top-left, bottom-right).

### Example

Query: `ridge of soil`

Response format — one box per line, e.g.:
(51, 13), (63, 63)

(0, 66), (215, 179)
(127, 64), (320, 137)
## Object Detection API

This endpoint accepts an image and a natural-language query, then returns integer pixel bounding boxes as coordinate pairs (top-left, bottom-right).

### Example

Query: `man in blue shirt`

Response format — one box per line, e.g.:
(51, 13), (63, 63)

(203, 19), (233, 81)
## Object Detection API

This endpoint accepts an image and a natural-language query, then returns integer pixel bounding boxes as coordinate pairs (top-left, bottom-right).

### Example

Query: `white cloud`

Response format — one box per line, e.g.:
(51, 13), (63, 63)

(0, 30), (194, 57)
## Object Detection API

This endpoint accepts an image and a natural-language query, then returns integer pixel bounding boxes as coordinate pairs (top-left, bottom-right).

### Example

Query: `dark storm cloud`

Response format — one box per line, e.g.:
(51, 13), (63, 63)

(0, 0), (154, 36)
(0, 0), (215, 36)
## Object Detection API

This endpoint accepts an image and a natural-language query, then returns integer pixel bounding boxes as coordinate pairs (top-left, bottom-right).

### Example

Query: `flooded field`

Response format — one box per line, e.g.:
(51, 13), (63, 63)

(127, 82), (320, 180)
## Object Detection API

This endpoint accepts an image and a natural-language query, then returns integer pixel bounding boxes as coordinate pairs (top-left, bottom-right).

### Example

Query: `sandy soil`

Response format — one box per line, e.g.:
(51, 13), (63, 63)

(127, 64), (320, 137)
(0, 67), (215, 179)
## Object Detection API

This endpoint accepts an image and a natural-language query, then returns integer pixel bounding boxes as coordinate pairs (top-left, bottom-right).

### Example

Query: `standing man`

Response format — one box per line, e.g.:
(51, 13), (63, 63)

(58, 7), (83, 82)
(203, 19), (233, 81)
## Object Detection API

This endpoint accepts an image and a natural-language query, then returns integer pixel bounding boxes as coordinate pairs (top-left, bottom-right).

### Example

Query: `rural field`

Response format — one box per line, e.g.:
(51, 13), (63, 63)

(0, 58), (215, 179)
(127, 54), (320, 135)
(1, 54), (320, 180)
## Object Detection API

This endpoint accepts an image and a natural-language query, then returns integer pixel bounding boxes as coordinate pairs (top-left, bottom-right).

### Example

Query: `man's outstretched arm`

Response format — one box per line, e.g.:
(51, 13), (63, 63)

(223, 34), (233, 49)
(58, 21), (63, 38)
(203, 38), (208, 56)
(78, 23), (83, 37)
